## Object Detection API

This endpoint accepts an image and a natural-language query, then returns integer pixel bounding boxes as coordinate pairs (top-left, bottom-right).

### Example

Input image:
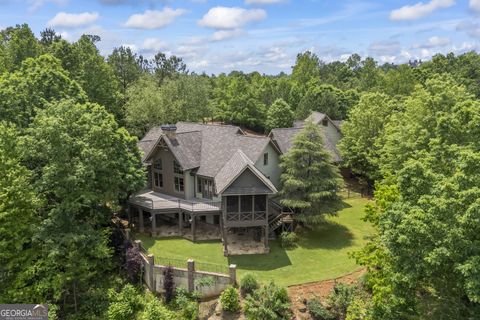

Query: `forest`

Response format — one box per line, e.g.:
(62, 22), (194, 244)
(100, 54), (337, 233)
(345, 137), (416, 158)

(1, 23), (480, 319)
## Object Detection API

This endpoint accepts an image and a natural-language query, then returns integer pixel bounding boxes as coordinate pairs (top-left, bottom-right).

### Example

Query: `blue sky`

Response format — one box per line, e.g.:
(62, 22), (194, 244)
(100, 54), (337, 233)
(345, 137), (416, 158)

(1, 0), (479, 74)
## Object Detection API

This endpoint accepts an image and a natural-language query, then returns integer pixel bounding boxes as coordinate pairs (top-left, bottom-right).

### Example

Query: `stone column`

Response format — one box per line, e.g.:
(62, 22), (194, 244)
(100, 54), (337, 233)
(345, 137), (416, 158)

(187, 259), (195, 293)
(191, 214), (196, 242)
(147, 254), (155, 291)
(178, 211), (183, 235)
(134, 239), (142, 249)
(229, 264), (237, 285)
(151, 213), (156, 237)
(139, 210), (144, 233)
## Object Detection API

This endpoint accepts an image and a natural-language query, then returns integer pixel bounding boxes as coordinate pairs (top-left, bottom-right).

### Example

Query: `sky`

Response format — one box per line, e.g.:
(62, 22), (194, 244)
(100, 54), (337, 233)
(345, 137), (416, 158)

(1, 0), (479, 74)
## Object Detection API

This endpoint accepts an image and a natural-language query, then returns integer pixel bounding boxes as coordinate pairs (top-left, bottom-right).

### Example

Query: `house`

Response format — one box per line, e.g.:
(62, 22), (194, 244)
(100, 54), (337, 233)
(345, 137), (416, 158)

(269, 111), (342, 162)
(128, 112), (342, 255)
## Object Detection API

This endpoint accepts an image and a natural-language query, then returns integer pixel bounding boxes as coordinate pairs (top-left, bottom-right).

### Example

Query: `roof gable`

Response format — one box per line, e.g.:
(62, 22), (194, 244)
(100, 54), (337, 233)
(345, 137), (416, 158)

(215, 149), (277, 195)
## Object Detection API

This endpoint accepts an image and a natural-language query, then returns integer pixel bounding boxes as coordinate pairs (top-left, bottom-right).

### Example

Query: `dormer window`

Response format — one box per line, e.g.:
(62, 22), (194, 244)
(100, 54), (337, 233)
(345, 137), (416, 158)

(263, 152), (269, 166)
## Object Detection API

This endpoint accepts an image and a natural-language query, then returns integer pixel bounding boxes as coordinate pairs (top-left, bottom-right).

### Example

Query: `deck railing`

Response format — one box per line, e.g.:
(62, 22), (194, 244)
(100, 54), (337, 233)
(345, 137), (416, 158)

(226, 211), (267, 222)
(148, 198), (222, 212)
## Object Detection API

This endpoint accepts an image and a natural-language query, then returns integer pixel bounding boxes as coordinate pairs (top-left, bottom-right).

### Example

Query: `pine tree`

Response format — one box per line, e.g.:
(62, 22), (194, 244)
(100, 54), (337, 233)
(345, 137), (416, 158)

(280, 121), (342, 225)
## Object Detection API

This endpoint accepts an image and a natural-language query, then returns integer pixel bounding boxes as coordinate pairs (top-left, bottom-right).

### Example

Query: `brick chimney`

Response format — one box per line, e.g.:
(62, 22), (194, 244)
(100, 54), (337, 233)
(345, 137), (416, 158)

(161, 124), (177, 139)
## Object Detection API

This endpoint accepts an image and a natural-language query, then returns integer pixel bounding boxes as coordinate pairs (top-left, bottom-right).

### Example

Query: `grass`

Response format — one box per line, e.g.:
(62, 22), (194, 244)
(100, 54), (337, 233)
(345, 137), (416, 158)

(137, 196), (374, 287)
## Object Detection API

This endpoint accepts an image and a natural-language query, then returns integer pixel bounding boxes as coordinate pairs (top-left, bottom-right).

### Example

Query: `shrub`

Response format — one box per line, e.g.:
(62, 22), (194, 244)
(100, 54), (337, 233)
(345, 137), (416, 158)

(244, 282), (292, 320)
(125, 245), (143, 283)
(280, 232), (298, 249)
(140, 299), (177, 320)
(307, 299), (334, 320)
(173, 287), (199, 320)
(326, 283), (356, 319)
(163, 266), (175, 303)
(240, 273), (259, 297)
(107, 284), (144, 320)
(220, 286), (241, 312)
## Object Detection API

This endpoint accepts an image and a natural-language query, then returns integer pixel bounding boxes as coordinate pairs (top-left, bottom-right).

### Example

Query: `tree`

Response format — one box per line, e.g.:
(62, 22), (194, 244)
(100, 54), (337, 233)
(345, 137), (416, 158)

(280, 121), (342, 224)
(212, 73), (266, 128)
(0, 122), (39, 302)
(71, 35), (122, 122)
(338, 92), (398, 182)
(354, 76), (480, 319)
(152, 52), (188, 84)
(265, 98), (294, 131)
(18, 100), (144, 315)
(0, 24), (42, 71)
(0, 54), (86, 127)
(108, 46), (143, 97)
(297, 83), (359, 120)
(124, 74), (211, 137)
(291, 51), (320, 88)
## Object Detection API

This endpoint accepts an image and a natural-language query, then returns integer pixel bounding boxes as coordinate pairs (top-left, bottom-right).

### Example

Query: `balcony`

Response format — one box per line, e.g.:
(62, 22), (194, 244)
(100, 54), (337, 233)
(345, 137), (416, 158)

(129, 189), (221, 213)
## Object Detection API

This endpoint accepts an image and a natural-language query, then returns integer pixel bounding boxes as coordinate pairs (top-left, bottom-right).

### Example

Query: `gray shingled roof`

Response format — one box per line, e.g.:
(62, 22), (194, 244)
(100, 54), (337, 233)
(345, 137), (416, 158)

(269, 127), (342, 162)
(215, 149), (277, 194)
(140, 122), (272, 178)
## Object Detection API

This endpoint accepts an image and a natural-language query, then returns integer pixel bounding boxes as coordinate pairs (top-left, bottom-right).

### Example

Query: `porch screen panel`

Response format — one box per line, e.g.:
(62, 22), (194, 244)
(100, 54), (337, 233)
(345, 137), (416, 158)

(226, 196), (239, 213)
(254, 195), (267, 212)
(240, 195), (253, 212)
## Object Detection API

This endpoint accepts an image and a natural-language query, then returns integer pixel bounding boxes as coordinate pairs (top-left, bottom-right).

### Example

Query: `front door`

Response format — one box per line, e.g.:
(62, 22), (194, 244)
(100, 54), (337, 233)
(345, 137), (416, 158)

(202, 179), (213, 199)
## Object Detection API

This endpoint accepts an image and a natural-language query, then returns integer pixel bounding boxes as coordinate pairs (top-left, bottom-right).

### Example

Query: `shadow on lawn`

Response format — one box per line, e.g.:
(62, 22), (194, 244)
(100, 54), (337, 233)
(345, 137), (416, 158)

(227, 244), (292, 271)
(297, 221), (354, 250)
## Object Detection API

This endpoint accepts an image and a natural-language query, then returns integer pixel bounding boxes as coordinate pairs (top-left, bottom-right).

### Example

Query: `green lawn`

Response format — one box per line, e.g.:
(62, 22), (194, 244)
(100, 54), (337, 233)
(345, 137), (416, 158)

(137, 196), (374, 287)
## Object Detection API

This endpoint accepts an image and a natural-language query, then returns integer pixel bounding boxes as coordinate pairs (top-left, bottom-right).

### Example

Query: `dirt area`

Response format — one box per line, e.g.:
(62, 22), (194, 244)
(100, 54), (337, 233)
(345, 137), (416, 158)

(287, 268), (366, 320)
(199, 268), (366, 320)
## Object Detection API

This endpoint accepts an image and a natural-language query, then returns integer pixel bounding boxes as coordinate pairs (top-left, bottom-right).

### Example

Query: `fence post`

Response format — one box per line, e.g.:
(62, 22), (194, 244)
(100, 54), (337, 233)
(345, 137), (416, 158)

(229, 264), (237, 285)
(134, 239), (141, 249)
(147, 254), (155, 291)
(187, 259), (195, 293)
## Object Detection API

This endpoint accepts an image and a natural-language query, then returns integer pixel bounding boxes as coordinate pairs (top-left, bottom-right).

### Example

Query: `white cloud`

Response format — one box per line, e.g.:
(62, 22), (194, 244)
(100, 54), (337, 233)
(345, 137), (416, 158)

(122, 43), (138, 51)
(470, 0), (480, 12)
(142, 38), (168, 51)
(47, 12), (99, 28)
(390, 0), (455, 21)
(198, 7), (266, 29)
(369, 40), (401, 56)
(413, 36), (451, 48)
(211, 29), (245, 41)
(457, 20), (480, 38)
(125, 8), (187, 29)
(245, 0), (284, 4)
(29, 0), (66, 12)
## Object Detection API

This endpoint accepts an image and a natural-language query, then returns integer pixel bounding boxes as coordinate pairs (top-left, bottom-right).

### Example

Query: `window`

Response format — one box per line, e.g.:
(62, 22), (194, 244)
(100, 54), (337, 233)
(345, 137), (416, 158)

(153, 158), (162, 170)
(263, 152), (269, 166)
(154, 172), (163, 188)
(174, 160), (183, 174)
(197, 177), (202, 193)
(174, 177), (184, 192)
(226, 196), (239, 213)
(240, 195), (253, 212)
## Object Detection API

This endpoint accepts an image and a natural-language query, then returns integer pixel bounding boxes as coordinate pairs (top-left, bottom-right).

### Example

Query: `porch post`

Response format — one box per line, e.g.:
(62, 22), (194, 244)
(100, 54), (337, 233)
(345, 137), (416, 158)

(191, 213), (196, 242)
(151, 212), (156, 237)
(139, 209), (144, 233)
(178, 211), (183, 235)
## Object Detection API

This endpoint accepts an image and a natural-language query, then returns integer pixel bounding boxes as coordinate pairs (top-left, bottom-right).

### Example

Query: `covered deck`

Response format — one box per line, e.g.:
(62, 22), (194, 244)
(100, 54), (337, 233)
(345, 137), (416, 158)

(128, 189), (222, 241)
